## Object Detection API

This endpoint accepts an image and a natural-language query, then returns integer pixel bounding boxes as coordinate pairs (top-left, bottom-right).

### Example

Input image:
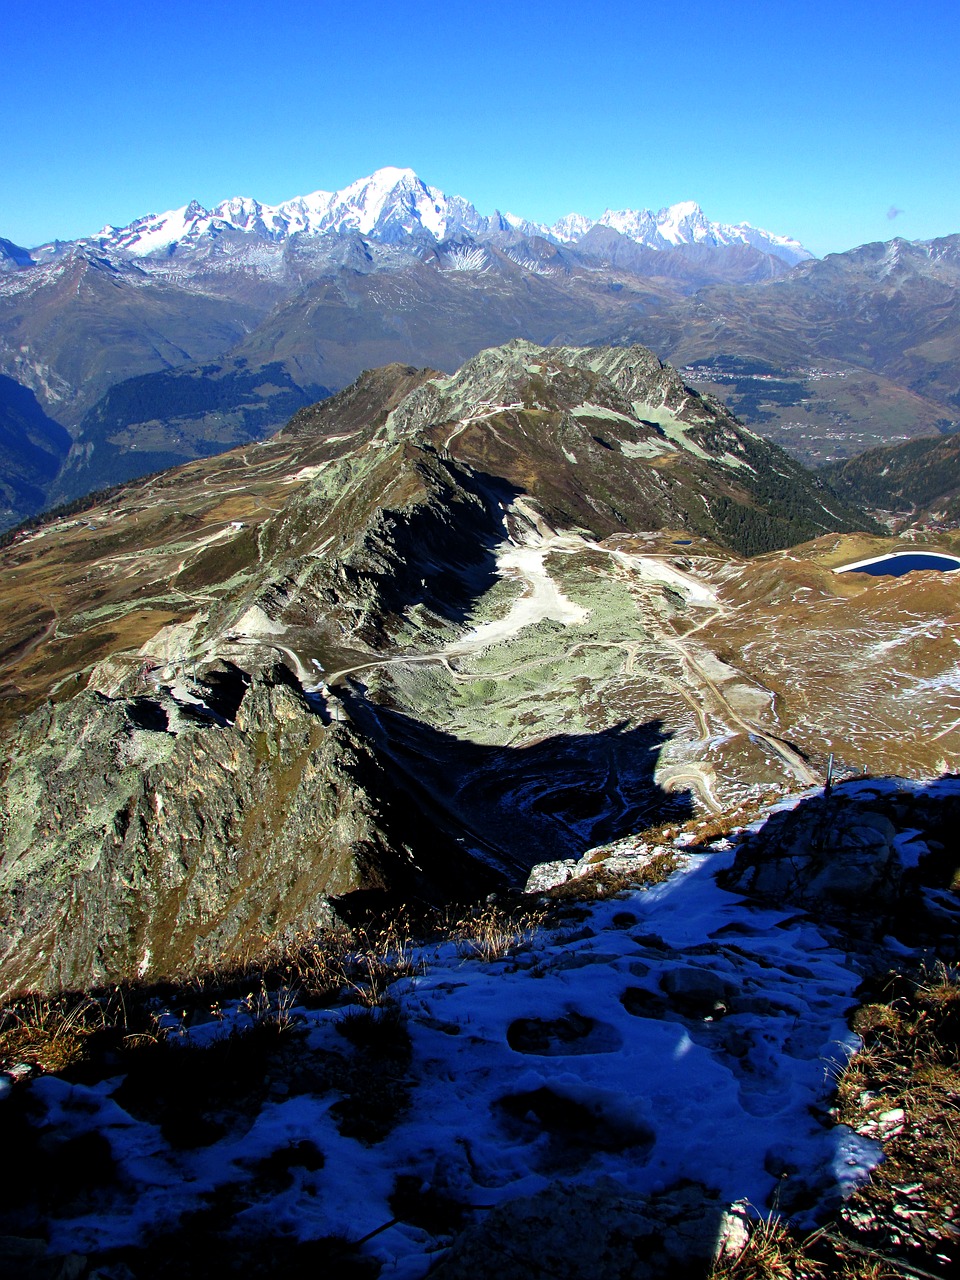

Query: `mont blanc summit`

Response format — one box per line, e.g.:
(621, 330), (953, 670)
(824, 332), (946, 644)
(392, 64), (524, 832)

(19, 167), (810, 264)
(83, 168), (494, 256)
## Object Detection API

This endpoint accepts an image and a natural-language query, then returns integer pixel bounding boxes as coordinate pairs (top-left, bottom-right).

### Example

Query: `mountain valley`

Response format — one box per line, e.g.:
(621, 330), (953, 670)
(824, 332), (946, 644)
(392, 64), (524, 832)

(0, 333), (957, 1279)
(824, 428), (960, 528)
(3, 170), (959, 529)
(1, 339), (955, 998)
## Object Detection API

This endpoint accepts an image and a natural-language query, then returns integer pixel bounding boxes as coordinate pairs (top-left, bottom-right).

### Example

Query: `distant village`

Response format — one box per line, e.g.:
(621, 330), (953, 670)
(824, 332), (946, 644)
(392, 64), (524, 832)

(680, 364), (850, 383)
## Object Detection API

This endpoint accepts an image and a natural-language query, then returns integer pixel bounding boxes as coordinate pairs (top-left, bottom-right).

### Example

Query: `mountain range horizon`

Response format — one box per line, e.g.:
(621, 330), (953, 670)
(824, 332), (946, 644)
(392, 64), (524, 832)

(2, 159), (960, 535)
(7, 165), (813, 265)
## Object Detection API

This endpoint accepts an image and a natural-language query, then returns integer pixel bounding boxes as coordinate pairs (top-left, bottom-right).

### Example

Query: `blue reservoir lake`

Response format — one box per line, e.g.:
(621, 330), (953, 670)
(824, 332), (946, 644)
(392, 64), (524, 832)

(841, 552), (960, 578)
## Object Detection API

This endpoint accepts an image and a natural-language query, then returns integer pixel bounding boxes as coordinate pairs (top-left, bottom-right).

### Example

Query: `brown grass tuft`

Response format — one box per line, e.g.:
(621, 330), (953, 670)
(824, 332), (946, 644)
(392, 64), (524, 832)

(0, 994), (106, 1074)
(711, 1214), (826, 1280)
(833, 961), (960, 1272)
(452, 901), (544, 962)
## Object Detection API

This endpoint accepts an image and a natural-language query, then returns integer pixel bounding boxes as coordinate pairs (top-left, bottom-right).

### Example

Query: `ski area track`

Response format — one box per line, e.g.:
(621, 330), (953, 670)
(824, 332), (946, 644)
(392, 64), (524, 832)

(311, 517), (821, 802)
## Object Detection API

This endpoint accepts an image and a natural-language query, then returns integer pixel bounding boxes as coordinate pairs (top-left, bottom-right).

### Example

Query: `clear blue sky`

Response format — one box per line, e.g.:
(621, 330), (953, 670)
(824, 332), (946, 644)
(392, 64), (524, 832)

(3, 0), (958, 257)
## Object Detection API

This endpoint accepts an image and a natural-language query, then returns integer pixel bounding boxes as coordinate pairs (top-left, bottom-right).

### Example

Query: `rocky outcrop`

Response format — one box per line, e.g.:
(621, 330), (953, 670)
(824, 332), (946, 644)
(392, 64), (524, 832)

(720, 780), (960, 925)
(524, 836), (677, 893)
(722, 799), (902, 907)
(0, 663), (486, 995)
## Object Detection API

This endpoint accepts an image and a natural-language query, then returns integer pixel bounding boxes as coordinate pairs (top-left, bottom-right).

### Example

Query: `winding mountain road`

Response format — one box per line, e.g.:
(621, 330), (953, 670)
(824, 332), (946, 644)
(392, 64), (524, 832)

(311, 515), (820, 806)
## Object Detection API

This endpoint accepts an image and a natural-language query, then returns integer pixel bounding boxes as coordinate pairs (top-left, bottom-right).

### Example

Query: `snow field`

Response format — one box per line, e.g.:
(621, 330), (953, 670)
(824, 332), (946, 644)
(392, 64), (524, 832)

(26, 846), (880, 1277)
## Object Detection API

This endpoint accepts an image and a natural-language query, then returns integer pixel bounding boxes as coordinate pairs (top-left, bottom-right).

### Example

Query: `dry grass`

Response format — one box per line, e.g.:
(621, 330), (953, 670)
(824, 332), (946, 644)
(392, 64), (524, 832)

(831, 961), (960, 1274)
(236, 979), (303, 1031)
(341, 928), (424, 1006)
(184, 914), (425, 1013)
(0, 993), (109, 1074)
(548, 849), (682, 902)
(452, 900), (545, 962)
(711, 1214), (827, 1279)
(328, 1001), (414, 1143)
(682, 795), (793, 849)
(256, 924), (356, 1004)
(0, 899), (535, 1079)
(709, 1213), (906, 1280)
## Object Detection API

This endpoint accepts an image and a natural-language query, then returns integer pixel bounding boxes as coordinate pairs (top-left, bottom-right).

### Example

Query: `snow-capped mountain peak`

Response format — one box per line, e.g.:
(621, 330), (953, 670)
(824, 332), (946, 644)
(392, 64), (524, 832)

(552, 212), (594, 242)
(553, 200), (811, 264)
(654, 201), (713, 245)
(82, 167), (494, 257)
(304, 166), (456, 240)
(51, 171), (812, 265)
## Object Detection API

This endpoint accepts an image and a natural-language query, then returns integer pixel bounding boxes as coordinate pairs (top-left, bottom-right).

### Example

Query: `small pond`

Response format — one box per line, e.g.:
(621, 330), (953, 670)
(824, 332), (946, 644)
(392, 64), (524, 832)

(838, 552), (960, 578)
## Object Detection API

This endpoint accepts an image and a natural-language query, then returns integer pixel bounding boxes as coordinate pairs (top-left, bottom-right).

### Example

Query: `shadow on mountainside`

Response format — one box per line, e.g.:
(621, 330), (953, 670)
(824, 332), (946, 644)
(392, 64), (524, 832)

(338, 690), (694, 884)
(311, 459), (527, 659)
(717, 774), (960, 951)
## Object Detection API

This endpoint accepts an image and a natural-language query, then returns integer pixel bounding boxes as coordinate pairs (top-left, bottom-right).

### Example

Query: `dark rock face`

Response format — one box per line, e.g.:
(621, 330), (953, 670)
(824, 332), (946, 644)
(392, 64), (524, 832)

(0, 238), (35, 269)
(431, 1181), (729, 1280)
(660, 965), (736, 1017)
(720, 781), (960, 924)
(0, 667), (486, 994)
(723, 800), (901, 907)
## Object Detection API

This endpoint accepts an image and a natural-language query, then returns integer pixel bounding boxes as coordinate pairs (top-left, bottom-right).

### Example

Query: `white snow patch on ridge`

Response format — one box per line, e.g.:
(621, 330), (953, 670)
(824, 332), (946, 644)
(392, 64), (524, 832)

(607, 545), (719, 607)
(447, 531), (590, 655)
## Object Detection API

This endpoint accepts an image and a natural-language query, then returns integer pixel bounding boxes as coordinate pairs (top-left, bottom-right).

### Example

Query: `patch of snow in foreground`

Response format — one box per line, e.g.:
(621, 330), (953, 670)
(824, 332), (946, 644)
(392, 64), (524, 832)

(27, 847), (880, 1276)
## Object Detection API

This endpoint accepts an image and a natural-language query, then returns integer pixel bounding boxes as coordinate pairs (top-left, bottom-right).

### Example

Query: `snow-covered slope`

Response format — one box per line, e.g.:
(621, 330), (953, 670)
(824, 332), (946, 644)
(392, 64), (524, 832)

(27, 169), (811, 265)
(551, 199), (812, 265)
(4, 816), (884, 1276)
(79, 168), (497, 258)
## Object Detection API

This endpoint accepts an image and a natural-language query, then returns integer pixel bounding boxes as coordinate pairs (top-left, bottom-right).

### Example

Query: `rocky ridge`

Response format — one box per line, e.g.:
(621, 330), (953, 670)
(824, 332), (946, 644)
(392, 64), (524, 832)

(0, 340), (877, 995)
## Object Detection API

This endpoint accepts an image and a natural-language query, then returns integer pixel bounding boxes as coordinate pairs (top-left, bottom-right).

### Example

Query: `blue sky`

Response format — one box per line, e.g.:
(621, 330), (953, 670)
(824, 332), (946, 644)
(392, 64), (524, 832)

(3, 0), (958, 257)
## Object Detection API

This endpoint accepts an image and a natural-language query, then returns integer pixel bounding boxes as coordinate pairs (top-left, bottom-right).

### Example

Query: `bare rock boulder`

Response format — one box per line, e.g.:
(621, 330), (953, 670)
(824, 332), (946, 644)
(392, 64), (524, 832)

(722, 797), (901, 910)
